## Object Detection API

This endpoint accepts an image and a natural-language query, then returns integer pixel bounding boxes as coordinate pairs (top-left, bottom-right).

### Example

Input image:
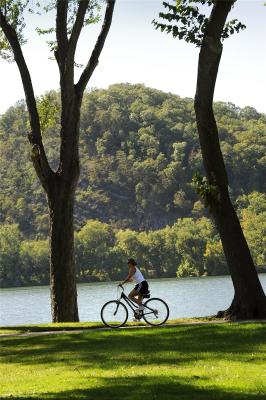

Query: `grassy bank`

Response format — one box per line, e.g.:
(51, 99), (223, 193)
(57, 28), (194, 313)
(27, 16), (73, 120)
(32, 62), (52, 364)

(0, 317), (218, 335)
(0, 322), (266, 399)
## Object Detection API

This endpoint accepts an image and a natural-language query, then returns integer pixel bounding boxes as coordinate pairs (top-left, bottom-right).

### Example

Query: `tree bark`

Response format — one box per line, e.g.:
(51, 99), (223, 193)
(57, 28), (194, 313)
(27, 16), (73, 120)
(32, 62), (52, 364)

(213, 192), (266, 319)
(194, 0), (266, 320)
(47, 92), (81, 322)
(48, 176), (79, 322)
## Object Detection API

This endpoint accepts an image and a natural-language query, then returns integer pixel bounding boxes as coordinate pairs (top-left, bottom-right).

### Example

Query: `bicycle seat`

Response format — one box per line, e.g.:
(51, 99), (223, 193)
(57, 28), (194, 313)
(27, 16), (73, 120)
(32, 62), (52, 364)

(143, 291), (150, 299)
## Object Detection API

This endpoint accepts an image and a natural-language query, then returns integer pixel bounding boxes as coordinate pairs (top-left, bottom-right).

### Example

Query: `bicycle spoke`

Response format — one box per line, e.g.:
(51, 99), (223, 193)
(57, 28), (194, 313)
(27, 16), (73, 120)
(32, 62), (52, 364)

(143, 298), (169, 326)
(101, 301), (128, 328)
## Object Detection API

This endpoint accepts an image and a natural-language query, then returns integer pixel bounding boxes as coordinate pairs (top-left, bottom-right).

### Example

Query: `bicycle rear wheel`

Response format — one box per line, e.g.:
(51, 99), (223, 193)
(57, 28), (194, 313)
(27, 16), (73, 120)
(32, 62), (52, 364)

(101, 300), (128, 328)
(143, 298), (169, 326)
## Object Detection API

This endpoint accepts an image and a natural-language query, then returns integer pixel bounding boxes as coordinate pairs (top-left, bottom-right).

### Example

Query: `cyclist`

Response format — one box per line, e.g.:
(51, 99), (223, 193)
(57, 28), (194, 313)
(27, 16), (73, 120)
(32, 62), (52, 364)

(119, 258), (149, 318)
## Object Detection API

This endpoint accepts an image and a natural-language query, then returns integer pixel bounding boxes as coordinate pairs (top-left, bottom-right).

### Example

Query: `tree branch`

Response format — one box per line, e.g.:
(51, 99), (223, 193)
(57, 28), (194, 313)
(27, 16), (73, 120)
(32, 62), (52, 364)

(0, 10), (54, 191)
(194, 0), (235, 188)
(75, 0), (115, 96)
(55, 0), (69, 73)
(68, 0), (90, 64)
(206, 0), (235, 41)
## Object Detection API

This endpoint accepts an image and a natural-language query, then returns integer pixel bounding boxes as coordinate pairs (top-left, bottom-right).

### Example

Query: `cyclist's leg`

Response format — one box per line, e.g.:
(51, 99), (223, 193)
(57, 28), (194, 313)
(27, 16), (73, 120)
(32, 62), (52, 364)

(138, 281), (149, 304)
(137, 293), (143, 303)
(129, 288), (142, 306)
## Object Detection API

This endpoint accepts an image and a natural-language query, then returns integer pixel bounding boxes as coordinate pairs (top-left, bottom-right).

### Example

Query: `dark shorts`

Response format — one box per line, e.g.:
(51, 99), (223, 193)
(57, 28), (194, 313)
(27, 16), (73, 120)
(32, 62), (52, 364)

(134, 280), (149, 295)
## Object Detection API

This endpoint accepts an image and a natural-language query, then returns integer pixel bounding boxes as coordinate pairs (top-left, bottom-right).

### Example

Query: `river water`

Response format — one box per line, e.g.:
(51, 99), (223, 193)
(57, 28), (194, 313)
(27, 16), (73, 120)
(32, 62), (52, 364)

(1, 275), (266, 326)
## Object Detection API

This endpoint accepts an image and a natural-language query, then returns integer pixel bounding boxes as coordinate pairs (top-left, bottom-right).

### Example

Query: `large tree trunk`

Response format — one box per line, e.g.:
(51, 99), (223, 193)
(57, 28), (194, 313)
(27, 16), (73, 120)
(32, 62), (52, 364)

(46, 90), (81, 322)
(48, 178), (79, 322)
(194, 0), (266, 320)
(213, 189), (266, 319)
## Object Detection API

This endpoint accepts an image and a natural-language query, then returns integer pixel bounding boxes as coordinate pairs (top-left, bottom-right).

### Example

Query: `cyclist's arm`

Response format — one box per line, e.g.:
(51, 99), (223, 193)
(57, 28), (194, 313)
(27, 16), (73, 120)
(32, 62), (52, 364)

(120, 266), (136, 285)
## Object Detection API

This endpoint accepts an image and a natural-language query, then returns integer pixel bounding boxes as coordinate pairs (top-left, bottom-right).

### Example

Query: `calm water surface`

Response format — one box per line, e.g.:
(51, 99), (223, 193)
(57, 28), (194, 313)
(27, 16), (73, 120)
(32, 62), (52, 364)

(1, 275), (266, 326)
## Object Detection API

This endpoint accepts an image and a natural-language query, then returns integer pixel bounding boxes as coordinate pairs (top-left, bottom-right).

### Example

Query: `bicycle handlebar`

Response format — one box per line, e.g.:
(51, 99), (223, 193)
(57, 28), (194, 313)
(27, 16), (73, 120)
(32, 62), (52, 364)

(118, 284), (124, 291)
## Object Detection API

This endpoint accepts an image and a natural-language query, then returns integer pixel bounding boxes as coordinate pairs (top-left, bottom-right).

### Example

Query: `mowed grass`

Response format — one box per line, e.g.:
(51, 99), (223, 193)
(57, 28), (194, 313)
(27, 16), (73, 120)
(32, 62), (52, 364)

(0, 323), (266, 400)
(0, 317), (216, 335)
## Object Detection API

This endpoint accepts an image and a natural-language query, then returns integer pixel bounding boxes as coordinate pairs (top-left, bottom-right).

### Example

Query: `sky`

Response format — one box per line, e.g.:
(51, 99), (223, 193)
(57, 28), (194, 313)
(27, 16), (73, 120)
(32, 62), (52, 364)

(0, 0), (265, 115)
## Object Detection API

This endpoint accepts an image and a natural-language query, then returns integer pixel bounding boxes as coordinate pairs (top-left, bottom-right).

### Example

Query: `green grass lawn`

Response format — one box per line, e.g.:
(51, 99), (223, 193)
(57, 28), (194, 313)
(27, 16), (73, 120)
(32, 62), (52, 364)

(0, 323), (266, 399)
(0, 317), (216, 335)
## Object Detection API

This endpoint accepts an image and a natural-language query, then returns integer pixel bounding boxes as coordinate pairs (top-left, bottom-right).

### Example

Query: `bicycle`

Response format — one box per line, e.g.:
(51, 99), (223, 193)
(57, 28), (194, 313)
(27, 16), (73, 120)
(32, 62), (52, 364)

(100, 285), (169, 328)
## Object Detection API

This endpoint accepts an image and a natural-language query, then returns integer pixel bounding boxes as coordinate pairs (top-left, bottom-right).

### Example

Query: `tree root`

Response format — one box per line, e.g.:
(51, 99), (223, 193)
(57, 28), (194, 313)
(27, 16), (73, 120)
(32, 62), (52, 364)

(216, 296), (266, 321)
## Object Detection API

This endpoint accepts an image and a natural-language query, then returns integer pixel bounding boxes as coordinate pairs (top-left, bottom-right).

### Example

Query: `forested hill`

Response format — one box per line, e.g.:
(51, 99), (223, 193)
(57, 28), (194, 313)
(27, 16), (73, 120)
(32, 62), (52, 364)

(0, 83), (265, 238)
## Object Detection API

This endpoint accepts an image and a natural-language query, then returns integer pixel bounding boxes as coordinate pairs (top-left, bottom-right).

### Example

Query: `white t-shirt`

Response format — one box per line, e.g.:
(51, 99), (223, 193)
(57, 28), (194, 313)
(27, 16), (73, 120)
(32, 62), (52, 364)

(132, 267), (145, 284)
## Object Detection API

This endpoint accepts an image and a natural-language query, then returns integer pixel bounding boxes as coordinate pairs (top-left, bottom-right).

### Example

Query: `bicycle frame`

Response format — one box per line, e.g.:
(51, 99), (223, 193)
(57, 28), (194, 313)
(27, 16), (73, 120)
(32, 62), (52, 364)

(119, 291), (138, 312)
(117, 287), (156, 318)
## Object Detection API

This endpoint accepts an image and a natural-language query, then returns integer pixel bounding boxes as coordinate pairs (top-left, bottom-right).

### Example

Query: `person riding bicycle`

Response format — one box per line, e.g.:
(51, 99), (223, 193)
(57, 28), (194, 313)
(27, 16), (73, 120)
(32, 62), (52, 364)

(119, 258), (149, 318)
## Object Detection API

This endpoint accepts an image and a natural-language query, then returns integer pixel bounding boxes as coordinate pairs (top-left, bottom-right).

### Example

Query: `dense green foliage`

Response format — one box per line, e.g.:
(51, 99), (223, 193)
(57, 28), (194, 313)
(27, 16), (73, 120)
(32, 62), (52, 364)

(0, 84), (265, 287)
(1, 323), (266, 399)
(1, 191), (265, 287)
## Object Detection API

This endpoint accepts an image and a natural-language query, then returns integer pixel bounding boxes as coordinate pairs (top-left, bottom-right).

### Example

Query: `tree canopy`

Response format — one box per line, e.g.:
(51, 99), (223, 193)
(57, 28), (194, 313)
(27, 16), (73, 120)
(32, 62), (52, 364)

(153, 0), (246, 46)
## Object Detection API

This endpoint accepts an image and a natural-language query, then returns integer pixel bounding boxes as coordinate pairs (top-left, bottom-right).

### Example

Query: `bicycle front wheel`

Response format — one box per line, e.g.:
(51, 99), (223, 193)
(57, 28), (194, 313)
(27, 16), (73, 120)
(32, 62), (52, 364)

(143, 298), (169, 326)
(101, 300), (128, 328)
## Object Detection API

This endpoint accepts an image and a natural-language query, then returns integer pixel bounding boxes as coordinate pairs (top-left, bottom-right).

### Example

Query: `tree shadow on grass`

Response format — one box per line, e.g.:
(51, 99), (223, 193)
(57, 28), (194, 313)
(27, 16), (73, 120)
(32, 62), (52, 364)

(0, 376), (266, 400)
(1, 324), (265, 369)
(1, 326), (266, 400)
